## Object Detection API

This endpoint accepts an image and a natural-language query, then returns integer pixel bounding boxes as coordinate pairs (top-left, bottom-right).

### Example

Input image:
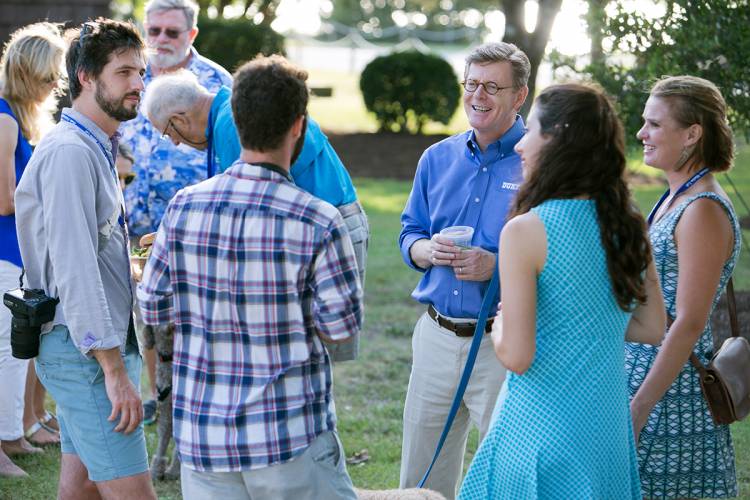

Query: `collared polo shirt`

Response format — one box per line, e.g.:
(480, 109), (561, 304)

(399, 116), (525, 319)
(207, 93), (357, 208)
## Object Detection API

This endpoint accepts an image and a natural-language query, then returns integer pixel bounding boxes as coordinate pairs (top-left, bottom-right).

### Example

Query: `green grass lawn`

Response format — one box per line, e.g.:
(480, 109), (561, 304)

(339, 161), (749, 494)
(337, 150), (750, 495)
(2, 147), (747, 498)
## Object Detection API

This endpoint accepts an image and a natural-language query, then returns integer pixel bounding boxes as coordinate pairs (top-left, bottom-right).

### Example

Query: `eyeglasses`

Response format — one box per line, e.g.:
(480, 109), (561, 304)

(461, 80), (514, 96)
(119, 172), (136, 186)
(160, 115), (209, 147)
(146, 26), (189, 39)
(161, 118), (173, 139)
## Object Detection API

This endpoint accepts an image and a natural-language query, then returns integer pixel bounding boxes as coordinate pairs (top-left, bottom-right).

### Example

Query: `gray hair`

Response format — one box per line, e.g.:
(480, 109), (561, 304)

(145, 0), (199, 29)
(142, 69), (208, 125)
(464, 42), (531, 90)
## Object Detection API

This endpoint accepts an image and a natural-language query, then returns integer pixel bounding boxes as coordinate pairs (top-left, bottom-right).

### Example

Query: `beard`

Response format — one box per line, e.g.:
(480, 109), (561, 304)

(291, 116), (308, 165)
(95, 79), (139, 122)
(148, 43), (189, 69)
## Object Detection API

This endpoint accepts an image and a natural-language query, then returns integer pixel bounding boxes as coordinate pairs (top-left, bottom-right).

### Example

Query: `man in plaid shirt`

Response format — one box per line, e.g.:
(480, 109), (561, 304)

(137, 55), (362, 499)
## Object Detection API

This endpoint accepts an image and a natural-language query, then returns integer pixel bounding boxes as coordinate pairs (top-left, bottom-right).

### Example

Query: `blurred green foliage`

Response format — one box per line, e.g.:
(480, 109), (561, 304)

(359, 50), (460, 134)
(552, 0), (750, 147)
(192, 15), (285, 73)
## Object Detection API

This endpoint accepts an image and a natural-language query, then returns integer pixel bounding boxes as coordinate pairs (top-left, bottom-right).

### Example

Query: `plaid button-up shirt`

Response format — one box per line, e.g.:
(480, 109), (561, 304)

(137, 162), (362, 472)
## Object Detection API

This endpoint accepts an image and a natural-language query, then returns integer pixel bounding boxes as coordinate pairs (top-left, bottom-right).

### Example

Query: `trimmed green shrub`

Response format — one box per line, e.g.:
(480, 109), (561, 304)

(192, 16), (285, 74)
(359, 51), (460, 134)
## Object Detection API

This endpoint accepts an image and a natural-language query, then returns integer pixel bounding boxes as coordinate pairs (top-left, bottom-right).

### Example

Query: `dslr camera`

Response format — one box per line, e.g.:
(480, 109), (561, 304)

(3, 288), (58, 359)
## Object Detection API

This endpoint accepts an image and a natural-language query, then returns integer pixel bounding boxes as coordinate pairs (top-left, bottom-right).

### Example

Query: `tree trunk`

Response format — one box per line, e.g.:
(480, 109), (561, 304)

(218, 0), (232, 16)
(258, 0), (278, 26)
(586, 0), (608, 68)
(501, 0), (564, 118)
(196, 0), (212, 15)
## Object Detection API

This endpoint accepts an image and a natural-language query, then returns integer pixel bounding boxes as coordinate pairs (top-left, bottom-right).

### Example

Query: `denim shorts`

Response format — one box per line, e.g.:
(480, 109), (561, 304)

(35, 325), (149, 482)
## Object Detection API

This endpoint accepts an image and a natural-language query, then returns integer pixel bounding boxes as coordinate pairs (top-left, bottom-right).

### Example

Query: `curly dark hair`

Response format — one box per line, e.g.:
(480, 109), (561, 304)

(65, 18), (144, 100)
(511, 83), (651, 311)
(232, 54), (309, 152)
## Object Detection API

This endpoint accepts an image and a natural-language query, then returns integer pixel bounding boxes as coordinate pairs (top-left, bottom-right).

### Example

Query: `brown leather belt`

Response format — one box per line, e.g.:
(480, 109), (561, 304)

(427, 304), (493, 337)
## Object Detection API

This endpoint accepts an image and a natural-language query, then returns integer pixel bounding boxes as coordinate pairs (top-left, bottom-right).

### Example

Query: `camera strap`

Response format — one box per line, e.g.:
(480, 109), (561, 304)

(18, 267), (24, 288)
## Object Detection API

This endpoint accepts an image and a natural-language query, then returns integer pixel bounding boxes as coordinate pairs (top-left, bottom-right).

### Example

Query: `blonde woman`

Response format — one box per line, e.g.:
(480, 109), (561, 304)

(0, 22), (65, 477)
(627, 76), (741, 499)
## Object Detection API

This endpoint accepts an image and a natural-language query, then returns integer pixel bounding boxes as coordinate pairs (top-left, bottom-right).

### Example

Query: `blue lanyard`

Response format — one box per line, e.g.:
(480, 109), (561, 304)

(418, 267), (499, 488)
(647, 167), (710, 226)
(206, 103), (216, 179)
(61, 112), (134, 309)
(61, 114), (118, 183)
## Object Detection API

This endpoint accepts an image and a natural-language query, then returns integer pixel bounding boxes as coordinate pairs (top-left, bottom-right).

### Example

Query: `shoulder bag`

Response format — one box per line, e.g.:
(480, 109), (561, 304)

(689, 279), (750, 425)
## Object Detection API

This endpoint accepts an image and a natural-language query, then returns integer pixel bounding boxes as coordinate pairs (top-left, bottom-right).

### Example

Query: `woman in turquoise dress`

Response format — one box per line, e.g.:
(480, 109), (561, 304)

(626, 76), (741, 499)
(459, 83), (666, 499)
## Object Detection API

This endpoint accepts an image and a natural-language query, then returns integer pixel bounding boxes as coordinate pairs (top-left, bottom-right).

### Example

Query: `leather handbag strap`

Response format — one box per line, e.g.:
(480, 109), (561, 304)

(417, 268), (499, 488)
(688, 277), (739, 373)
(689, 352), (709, 375)
(726, 278), (739, 338)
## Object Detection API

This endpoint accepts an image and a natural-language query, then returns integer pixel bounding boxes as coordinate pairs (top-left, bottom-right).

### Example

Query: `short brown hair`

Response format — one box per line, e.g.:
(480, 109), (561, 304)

(231, 54), (309, 152)
(65, 18), (144, 100)
(650, 75), (734, 173)
(464, 42), (530, 89)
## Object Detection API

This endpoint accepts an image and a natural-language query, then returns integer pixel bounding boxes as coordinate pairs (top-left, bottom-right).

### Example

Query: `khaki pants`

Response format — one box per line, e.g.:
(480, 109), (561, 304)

(399, 311), (506, 500)
(181, 431), (356, 500)
(327, 201), (369, 363)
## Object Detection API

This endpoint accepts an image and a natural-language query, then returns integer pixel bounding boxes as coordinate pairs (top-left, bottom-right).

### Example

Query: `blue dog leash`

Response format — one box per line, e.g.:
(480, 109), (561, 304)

(417, 267), (500, 488)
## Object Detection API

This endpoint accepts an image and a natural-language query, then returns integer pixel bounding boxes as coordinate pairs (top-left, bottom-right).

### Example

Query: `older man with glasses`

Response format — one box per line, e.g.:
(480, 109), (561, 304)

(137, 69), (369, 364)
(119, 0), (231, 427)
(398, 42), (530, 499)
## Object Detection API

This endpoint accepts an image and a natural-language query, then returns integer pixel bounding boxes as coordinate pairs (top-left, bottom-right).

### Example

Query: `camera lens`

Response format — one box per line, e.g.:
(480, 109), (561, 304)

(10, 317), (41, 359)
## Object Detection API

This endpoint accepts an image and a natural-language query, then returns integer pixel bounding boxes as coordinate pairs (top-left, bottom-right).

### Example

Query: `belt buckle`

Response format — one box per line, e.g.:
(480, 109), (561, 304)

(453, 321), (477, 337)
(428, 305), (491, 337)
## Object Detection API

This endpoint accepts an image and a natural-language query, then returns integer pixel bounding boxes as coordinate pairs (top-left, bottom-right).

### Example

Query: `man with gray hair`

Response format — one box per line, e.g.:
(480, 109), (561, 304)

(141, 70), (369, 362)
(398, 41), (530, 499)
(119, 0), (231, 426)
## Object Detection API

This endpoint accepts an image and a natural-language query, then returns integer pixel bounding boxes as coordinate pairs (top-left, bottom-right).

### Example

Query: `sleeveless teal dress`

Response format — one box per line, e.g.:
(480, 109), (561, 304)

(625, 192), (741, 499)
(459, 199), (641, 500)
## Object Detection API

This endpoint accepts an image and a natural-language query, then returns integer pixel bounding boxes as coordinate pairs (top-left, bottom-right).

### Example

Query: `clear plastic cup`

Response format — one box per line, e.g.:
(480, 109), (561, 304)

(439, 226), (474, 249)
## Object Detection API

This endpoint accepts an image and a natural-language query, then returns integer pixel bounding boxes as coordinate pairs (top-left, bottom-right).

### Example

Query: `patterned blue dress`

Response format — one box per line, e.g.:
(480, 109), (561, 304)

(459, 199), (641, 500)
(625, 192), (741, 499)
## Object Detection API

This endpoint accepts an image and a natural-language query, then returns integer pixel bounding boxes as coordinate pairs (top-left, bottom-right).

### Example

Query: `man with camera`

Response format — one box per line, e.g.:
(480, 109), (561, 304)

(137, 54), (362, 499)
(13, 19), (156, 499)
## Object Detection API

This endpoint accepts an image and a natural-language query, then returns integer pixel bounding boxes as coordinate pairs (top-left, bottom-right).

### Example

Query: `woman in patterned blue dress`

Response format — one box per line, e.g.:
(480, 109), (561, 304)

(459, 83), (666, 499)
(626, 76), (741, 499)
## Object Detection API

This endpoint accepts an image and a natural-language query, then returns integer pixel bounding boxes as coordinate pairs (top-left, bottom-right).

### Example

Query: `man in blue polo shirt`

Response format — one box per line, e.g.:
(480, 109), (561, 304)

(398, 42), (530, 499)
(141, 70), (368, 362)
